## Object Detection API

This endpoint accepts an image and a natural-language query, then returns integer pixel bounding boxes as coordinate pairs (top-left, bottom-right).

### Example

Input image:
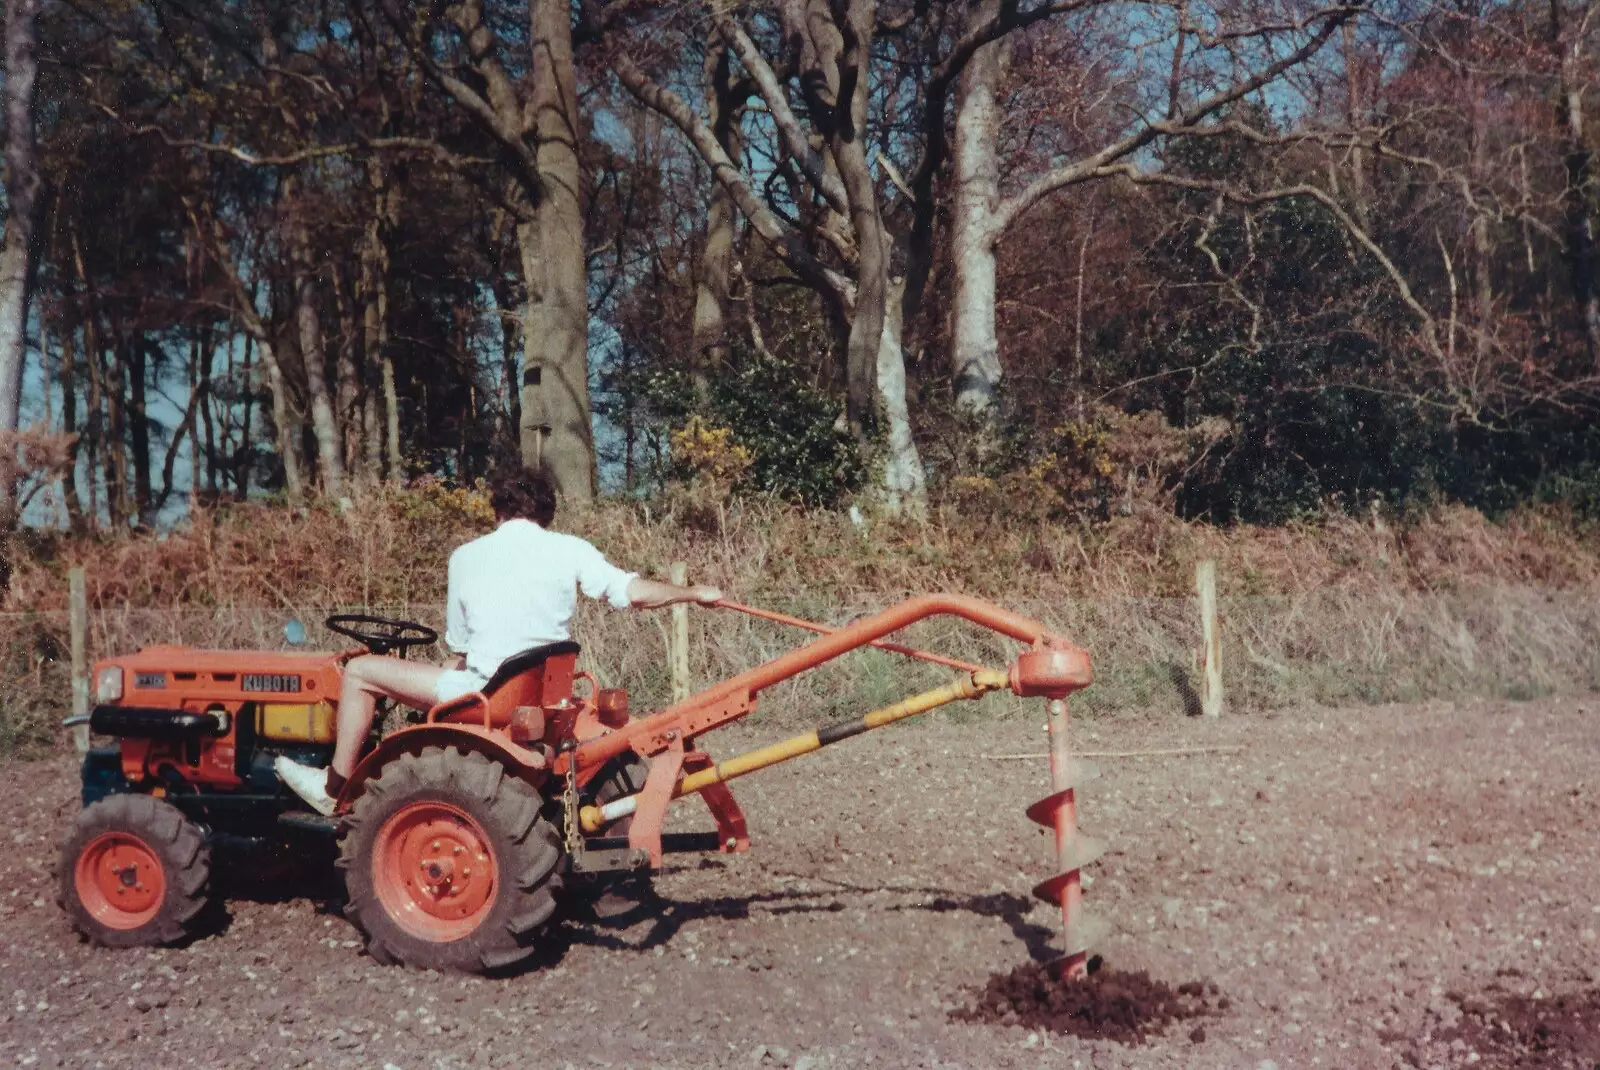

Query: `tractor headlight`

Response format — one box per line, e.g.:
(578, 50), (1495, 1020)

(95, 667), (123, 703)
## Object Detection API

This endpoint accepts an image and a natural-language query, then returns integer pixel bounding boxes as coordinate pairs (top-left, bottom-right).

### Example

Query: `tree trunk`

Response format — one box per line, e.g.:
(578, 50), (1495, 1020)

(330, 263), (363, 481)
(0, 0), (43, 521)
(250, 322), (304, 503)
(289, 208), (346, 498)
(834, 141), (888, 441)
(187, 324), (200, 512)
(238, 330), (256, 499)
(157, 328), (205, 517)
(1551, 0), (1600, 364)
(800, 0), (886, 442)
(487, 272), (517, 452)
(101, 338), (129, 528)
(690, 43), (742, 399)
(1340, 21), (1372, 232)
(83, 309), (105, 527)
(361, 167), (401, 480)
(949, 0), (1006, 413)
(521, 0), (594, 499)
(199, 327), (216, 498)
(60, 319), (84, 530)
(379, 180), (402, 480)
(128, 336), (153, 526)
(877, 273), (927, 514)
(1465, 73), (1497, 367)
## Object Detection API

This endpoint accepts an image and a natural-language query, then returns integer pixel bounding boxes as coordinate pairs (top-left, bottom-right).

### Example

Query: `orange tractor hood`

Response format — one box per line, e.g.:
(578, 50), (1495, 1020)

(97, 645), (348, 707)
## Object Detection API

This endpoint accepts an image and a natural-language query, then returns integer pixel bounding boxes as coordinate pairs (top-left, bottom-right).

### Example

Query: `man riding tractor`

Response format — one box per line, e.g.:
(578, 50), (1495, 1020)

(275, 468), (721, 815)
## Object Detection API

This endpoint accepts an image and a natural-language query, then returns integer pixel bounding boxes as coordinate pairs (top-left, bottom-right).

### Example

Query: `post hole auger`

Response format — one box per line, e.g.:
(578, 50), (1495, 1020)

(565, 594), (1104, 977)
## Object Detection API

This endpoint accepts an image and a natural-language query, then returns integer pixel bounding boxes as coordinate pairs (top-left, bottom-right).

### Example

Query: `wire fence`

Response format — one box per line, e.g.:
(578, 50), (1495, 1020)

(3, 585), (1597, 755)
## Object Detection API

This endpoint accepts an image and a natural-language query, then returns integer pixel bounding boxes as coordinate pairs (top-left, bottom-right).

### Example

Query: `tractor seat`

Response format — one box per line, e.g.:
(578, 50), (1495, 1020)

(480, 641), (581, 695)
(429, 641), (581, 727)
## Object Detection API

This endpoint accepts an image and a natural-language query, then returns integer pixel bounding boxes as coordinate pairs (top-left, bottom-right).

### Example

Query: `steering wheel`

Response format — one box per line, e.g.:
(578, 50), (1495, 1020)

(325, 613), (439, 657)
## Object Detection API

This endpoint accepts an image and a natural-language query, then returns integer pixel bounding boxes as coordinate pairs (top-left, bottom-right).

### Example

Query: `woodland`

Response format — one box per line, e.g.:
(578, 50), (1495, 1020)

(0, 0), (1596, 531)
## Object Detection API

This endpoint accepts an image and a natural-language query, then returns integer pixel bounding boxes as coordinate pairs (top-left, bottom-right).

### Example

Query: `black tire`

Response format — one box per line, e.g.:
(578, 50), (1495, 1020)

(339, 746), (562, 973)
(58, 795), (211, 948)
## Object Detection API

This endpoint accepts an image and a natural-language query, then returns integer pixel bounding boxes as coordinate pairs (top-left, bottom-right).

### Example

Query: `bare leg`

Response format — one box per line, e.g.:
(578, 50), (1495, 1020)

(333, 655), (447, 777)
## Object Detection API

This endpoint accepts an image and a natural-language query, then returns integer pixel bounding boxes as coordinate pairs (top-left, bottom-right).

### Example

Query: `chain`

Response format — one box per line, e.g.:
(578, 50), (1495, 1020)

(559, 743), (582, 858)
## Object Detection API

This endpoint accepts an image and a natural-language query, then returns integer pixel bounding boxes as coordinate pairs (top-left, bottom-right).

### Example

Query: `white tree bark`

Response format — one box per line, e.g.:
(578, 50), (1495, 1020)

(949, 0), (1005, 413)
(0, 0), (44, 522)
(877, 274), (927, 514)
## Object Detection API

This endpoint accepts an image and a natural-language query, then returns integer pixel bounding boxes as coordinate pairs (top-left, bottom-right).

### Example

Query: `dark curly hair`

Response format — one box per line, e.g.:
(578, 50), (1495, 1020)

(488, 467), (557, 526)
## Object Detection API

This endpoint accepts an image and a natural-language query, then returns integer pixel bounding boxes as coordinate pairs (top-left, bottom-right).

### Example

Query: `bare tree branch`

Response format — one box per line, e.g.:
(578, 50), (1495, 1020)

(991, 4), (1363, 236)
(609, 48), (854, 300)
(1100, 165), (1446, 365)
(714, 13), (851, 216)
(374, 0), (545, 208)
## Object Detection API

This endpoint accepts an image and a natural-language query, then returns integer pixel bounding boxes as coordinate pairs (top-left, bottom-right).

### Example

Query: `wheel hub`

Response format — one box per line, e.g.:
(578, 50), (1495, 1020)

(74, 832), (166, 930)
(372, 802), (499, 941)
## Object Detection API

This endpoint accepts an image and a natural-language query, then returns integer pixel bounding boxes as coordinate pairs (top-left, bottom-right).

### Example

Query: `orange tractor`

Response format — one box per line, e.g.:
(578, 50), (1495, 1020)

(59, 598), (1101, 975)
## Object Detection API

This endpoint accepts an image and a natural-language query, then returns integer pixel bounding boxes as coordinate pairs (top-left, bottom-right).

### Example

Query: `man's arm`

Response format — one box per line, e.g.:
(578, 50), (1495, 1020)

(624, 577), (723, 609)
(573, 537), (721, 610)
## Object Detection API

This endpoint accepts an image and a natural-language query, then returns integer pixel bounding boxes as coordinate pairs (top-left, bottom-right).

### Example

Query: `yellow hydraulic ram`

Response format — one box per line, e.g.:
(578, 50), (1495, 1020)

(579, 668), (1010, 834)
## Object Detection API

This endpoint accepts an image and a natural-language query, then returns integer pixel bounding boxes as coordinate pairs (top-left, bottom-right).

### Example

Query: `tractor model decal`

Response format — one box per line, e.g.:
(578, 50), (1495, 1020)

(241, 673), (302, 693)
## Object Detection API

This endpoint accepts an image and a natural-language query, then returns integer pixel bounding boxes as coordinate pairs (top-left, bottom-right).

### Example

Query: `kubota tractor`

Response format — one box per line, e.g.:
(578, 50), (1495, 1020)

(59, 599), (1103, 977)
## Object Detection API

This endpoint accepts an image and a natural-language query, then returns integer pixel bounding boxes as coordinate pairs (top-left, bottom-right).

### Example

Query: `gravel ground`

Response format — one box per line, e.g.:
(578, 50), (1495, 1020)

(1, 694), (1596, 1070)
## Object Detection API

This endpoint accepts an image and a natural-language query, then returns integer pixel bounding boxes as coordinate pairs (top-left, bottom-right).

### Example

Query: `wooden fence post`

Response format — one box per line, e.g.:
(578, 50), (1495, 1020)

(69, 567), (90, 752)
(1195, 559), (1223, 718)
(668, 561), (691, 702)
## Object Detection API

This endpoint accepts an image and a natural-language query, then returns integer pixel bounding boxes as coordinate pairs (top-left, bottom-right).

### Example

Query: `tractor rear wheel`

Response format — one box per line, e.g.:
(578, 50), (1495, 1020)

(58, 794), (211, 948)
(339, 746), (561, 973)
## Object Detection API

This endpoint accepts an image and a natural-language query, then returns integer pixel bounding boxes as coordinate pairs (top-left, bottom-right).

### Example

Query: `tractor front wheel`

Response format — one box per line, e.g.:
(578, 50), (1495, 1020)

(58, 794), (211, 948)
(340, 746), (561, 973)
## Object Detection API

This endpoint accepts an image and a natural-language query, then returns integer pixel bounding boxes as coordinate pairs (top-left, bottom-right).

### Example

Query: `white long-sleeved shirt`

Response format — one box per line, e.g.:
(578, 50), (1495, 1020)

(443, 519), (637, 678)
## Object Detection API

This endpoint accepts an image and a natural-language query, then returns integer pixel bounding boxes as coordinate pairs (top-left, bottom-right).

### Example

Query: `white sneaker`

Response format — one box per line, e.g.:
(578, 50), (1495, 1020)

(275, 756), (337, 817)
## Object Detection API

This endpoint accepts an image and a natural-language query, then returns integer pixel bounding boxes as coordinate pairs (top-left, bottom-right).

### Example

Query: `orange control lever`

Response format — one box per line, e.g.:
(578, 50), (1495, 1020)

(715, 600), (986, 674)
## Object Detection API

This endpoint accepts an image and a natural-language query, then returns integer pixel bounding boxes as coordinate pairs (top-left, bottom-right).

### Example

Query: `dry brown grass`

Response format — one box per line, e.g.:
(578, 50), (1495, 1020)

(8, 488), (1598, 613)
(1, 488), (1596, 755)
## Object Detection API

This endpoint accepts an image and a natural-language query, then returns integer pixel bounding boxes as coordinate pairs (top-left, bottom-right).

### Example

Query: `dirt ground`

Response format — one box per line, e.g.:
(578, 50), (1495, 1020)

(1, 694), (1597, 1070)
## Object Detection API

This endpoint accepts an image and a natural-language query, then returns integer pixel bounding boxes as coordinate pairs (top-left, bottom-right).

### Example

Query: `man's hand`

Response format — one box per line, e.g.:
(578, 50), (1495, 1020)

(690, 584), (723, 605)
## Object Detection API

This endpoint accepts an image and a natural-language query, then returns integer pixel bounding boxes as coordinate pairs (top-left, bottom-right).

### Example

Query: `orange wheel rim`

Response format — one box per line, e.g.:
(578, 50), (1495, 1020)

(372, 801), (499, 942)
(74, 832), (167, 931)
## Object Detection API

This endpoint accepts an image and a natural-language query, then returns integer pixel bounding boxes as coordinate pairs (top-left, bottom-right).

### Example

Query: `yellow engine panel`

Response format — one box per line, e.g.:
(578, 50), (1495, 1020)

(258, 701), (337, 743)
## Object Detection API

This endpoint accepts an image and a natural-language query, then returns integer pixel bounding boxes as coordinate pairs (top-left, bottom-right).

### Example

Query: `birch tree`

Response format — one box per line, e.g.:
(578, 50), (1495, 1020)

(0, 0), (44, 521)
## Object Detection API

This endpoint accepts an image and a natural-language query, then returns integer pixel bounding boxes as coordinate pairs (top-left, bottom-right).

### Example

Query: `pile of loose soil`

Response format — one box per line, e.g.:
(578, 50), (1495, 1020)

(952, 960), (1221, 1044)
(1430, 985), (1600, 1068)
